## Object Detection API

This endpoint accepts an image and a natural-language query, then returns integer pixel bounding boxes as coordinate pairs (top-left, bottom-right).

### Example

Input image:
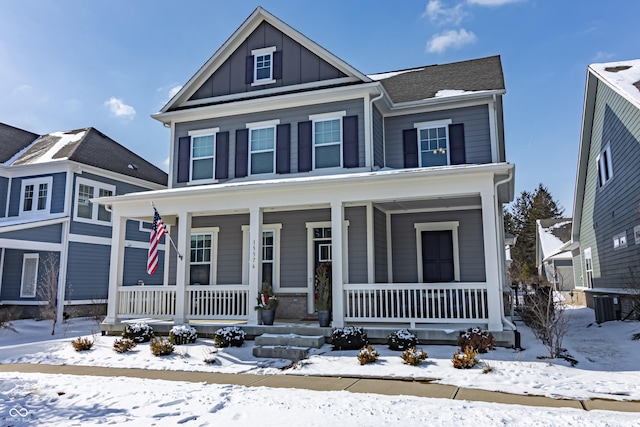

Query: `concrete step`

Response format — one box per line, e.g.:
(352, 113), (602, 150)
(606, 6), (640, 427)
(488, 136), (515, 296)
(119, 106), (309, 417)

(253, 345), (309, 361)
(255, 333), (325, 349)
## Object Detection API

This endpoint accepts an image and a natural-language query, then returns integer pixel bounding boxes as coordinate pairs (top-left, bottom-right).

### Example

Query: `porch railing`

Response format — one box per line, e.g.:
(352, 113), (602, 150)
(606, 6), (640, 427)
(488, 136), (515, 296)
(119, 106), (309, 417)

(117, 286), (177, 318)
(186, 285), (249, 320)
(343, 282), (489, 327)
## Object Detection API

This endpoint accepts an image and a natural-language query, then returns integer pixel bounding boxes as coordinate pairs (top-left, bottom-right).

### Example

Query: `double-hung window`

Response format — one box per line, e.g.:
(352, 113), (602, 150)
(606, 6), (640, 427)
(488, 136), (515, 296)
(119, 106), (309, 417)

(20, 177), (53, 216)
(584, 248), (593, 288)
(311, 112), (345, 169)
(189, 229), (218, 286)
(597, 143), (613, 187)
(74, 178), (115, 224)
(189, 129), (218, 181)
(262, 230), (275, 287)
(250, 126), (275, 174)
(251, 47), (276, 85)
(415, 119), (452, 167)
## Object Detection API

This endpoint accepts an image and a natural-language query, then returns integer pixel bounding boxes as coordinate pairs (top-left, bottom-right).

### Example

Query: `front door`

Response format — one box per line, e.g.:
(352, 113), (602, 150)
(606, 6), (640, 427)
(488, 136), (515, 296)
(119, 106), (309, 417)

(421, 230), (454, 282)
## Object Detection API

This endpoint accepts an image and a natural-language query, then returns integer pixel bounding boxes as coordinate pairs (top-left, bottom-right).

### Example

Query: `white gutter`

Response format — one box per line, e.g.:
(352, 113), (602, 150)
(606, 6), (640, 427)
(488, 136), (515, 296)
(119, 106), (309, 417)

(369, 89), (384, 168)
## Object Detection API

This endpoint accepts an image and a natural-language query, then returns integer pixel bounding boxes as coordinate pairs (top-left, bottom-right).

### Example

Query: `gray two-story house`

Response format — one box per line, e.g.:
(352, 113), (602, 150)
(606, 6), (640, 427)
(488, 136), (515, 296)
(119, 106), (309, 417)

(0, 123), (167, 324)
(570, 59), (640, 318)
(99, 7), (515, 337)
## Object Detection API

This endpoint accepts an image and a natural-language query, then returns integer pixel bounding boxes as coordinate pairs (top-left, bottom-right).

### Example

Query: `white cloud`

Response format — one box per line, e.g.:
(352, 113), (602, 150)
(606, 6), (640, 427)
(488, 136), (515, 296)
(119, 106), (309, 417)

(104, 97), (135, 120)
(423, 0), (466, 25)
(168, 85), (182, 100)
(594, 51), (615, 62)
(426, 28), (477, 53)
(467, 0), (523, 6)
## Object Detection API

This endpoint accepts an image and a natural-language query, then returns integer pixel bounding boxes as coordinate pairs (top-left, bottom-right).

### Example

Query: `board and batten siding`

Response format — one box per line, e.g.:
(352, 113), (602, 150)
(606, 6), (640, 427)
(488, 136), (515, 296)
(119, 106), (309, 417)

(579, 79), (640, 289)
(0, 249), (58, 300)
(7, 172), (66, 217)
(391, 209), (486, 283)
(384, 105), (492, 168)
(373, 105), (384, 168)
(190, 21), (346, 101)
(173, 98), (365, 188)
(374, 207), (388, 283)
(0, 177), (9, 218)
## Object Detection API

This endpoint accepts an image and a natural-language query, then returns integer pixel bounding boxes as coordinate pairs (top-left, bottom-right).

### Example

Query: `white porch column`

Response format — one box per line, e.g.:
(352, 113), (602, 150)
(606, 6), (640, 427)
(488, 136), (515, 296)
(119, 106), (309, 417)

(175, 211), (192, 324)
(247, 206), (262, 325)
(366, 203), (375, 284)
(56, 220), (69, 326)
(105, 214), (126, 323)
(331, 201), (345, 327)
(481, 188), (504, 331)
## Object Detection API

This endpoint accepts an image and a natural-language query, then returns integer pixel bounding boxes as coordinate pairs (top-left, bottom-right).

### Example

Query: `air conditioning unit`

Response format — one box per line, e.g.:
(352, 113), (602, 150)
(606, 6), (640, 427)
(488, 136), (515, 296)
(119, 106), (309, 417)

(593, 295), (621, 324)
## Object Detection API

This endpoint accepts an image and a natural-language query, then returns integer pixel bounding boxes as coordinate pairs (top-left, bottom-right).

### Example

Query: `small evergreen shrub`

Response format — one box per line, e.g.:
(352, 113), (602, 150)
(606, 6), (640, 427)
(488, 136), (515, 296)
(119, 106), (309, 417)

(169, 325), (198, 345)
(71, 336), (94, 352)
(457, 327), (495, 353)
(452, 346), (478, 369)
(387, 329), (419, 351)
(150, 337), (174, 356)
(213, 326), (246, 348)
(122, 322), (154, 343)
(113, 338), (137, 353)
(401, 347), (428, 366)
(331, 326), (368, 350)
(357, 345), (379, 365)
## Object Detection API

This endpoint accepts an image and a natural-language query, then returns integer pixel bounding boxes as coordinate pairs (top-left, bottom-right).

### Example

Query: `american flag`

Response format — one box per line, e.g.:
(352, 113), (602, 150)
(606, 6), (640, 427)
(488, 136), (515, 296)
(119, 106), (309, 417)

(147, 207), (167, 275)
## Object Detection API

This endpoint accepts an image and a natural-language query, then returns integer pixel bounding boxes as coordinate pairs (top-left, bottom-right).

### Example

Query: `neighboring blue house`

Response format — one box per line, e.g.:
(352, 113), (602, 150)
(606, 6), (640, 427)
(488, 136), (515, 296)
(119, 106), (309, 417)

(0, 123), (167, 323)
(98, 8), (516, 339)
(570, 59), (640, 318)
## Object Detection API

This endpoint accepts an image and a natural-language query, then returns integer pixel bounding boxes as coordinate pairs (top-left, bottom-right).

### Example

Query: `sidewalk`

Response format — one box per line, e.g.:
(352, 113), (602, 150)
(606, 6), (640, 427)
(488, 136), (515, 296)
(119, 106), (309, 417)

(1, 363), (639, 413)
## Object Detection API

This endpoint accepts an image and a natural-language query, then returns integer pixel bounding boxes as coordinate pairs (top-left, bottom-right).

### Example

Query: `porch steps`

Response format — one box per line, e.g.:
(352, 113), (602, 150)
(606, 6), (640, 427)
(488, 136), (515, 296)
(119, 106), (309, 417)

(252, 333), (325, 361)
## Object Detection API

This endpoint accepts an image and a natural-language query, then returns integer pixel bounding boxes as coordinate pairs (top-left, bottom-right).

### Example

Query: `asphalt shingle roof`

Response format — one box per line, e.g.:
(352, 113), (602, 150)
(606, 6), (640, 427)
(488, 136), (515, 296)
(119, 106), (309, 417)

(0, 122), (39, 163)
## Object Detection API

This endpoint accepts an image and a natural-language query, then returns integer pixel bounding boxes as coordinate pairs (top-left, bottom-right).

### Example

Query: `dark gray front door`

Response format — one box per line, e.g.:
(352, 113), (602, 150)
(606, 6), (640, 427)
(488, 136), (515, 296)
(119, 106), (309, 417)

(422, 230), (454, 282)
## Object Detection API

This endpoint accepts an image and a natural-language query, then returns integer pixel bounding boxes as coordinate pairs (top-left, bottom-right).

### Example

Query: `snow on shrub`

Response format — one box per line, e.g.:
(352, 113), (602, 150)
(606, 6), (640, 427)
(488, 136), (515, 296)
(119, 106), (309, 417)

(213, 326), (246, 348)
(387, 329), (418, 351)
(357, 345), (379, 365)
(401, 347), (428, 366)
(457, 326), (495, 353)
(122, 322), (154, 343)
(331, 326), (368, 350)
(169, 325), (198, 345)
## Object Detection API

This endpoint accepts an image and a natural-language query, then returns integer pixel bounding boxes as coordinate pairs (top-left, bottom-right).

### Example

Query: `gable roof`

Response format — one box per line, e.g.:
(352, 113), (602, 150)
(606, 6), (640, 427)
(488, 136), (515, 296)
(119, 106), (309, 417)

(0, 122), (39, 163)
(9, 127), (167, 186)
(590, 59), (640, 109)
(369, 55), (505, 104)
(537, 218), (573, 262)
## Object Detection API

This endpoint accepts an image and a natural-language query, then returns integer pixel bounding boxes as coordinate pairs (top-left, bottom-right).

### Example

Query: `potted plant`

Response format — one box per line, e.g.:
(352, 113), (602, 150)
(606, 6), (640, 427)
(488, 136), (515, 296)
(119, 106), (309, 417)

(255, 283), (279, 325)
(315, 262), (332, 327)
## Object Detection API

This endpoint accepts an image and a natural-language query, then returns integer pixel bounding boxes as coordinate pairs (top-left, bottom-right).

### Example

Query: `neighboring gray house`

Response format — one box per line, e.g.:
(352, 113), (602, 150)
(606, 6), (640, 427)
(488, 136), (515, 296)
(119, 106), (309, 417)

(536, 219), (575, 298)
(570, 59), (640, 317)
(0, 123), (167, 323)
(99, 7), (515, 336)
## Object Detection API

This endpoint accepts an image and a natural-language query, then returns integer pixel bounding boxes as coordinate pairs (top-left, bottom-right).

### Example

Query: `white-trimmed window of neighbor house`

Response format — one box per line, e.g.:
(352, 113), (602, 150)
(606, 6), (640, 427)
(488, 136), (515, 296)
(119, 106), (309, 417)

(189, 128), (218, 181)
(584, 247), (593, 288)
(252, 46), (276, 85)
(311, 111), (345, 169)
(189, 228), (219, 286)
(20, 253), (39, 298)
(415, 119), (452, 167)
(597, 143), (613, 187)
(249, 125), (276, 175)
(20, 177), (53, 216)
(74, 178), (115, 224)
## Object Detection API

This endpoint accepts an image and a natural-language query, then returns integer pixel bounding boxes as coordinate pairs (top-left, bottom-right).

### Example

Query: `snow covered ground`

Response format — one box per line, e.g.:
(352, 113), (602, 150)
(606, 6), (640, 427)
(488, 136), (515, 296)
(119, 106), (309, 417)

(1, 306), (639, 426)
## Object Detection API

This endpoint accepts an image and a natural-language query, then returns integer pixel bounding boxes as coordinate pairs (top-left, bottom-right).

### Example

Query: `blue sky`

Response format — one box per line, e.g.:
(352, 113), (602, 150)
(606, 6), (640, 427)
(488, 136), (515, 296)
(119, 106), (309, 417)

(1, 0), (639, 215)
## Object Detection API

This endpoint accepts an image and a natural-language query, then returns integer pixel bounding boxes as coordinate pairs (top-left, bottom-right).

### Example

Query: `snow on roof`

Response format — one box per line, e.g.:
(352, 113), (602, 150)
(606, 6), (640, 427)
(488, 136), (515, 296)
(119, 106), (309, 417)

(366, 68), (425, 81)
(9, 129), (86, 165)
(537, 219), (572, 261)
(434, 89), (493, 98)
(590, 59), (640, 107)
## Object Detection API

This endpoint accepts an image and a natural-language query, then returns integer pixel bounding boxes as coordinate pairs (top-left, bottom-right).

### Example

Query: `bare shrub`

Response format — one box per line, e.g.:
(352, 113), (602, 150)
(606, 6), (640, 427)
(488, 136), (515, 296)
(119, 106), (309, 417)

(71, 336), (94, 351)
(37, 254), (60, 335)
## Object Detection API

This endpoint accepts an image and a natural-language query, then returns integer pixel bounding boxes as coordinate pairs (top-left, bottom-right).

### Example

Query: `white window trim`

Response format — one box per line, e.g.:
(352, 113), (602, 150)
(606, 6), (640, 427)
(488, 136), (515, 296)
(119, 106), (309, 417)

(73, 177), (116, 225)
(189, 227), (219, 286)
(251, 46), (277, 86)
(247, 123), (278, 176)
(634, 225), (640, 245)
(613, 231), (627, 250)
(189, 129), (218, 183)
(597, 143), (614, 188)
(414, 221), (460, 283)
(414, 119), (453, 168)
(312, 115), (344, 170)
(19, 176), (53, 216)
(583, 247), (593, 289)
(139, 221), (153, 233)
(20, 253), (39, 298)
(242, 224), (282, 290)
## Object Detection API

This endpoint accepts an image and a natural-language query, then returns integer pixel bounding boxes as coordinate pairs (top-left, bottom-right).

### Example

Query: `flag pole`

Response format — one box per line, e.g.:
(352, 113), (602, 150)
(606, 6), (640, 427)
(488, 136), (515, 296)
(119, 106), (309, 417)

(151, 202), (183, 260)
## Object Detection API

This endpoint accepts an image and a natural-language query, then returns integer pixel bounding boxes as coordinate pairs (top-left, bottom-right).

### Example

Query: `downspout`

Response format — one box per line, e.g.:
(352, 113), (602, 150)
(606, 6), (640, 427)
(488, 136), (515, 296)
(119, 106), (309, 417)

(494, 167), (517, 332)
(369, 88), (384, 169)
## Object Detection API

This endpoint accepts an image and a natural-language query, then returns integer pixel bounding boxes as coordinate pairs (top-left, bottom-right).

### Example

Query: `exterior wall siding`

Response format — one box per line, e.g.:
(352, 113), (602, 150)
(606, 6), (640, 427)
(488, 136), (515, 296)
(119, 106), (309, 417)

(384, 104), (492, 168)
(373, 105), (384, 168)
(373, 207), (388, 283)
(7, 172), (66, 217)
(0, 177), (9, 218)
(345, 206), (367, 283)
(579, 81), (640, 289)
(173, 98), (365, 188)
(0, 249), (58, 301)
(66, 242), (111, 300)
(391, 209), (486, 283)
(123, 246), (164, 287)
(0, 223), (62, 243)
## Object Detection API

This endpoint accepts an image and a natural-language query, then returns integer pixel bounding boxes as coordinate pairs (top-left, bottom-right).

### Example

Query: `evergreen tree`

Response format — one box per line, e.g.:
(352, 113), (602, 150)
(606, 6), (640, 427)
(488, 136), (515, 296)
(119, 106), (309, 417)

(505, 184), (564, 283)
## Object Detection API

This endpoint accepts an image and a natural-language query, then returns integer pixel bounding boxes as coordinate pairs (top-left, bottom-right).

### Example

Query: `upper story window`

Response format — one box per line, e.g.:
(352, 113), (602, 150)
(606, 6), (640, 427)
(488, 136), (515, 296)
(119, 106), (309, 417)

(311, 111), (346, 170)
(20, 177), (53, 216)
(74, 177), (115, 225)
(415, 120), (452, 167)
(597, 143), (613, 187)
(189, 128), (219, 182)
(251, 46), (277, 86)
(250, 126), (275, 174)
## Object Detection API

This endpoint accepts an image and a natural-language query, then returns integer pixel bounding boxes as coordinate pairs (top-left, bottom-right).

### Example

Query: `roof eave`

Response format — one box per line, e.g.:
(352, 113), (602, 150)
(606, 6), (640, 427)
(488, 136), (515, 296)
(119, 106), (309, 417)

(388, 89), (505, 110)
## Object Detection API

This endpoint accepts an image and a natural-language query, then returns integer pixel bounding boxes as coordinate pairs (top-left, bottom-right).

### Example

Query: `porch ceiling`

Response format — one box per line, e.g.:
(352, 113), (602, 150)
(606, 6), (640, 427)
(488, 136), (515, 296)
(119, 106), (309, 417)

(374, 195), (481, 213)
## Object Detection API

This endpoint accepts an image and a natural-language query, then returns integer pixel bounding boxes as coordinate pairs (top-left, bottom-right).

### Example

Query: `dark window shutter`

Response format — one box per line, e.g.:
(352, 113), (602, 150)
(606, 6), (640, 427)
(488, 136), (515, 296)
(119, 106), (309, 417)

(235, 129), (248, 178)
(298, 121), (312, 172)
(449, 123), (466, 165)
(245, 56), (254, 84)
(177, 136), (191, 183)
(273, 51), (282, 80)
(276, 124), (290, 174)
(343, 115), (359, 168)
(403, 129), (418, 168)
(215, 131), (229, 180)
